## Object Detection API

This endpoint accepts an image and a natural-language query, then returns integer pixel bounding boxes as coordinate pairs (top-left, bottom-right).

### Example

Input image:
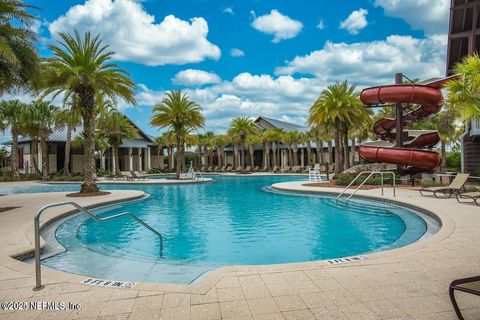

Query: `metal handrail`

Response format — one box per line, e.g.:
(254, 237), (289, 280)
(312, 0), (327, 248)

(336, 171), (396, 204)
(33, 201), (164, 291)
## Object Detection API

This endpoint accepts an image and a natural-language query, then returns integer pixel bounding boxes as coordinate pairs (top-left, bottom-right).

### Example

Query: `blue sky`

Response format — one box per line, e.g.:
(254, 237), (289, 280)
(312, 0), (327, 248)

(10, 0), (450, 138)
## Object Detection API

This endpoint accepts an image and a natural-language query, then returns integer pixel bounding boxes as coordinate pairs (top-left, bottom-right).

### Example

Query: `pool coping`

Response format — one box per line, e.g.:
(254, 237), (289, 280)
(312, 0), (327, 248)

(0, 180), (459, 295)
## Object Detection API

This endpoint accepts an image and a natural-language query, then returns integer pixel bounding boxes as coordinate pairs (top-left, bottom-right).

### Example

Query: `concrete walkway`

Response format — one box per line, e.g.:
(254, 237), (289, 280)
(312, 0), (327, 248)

(0, 182), (479, 319)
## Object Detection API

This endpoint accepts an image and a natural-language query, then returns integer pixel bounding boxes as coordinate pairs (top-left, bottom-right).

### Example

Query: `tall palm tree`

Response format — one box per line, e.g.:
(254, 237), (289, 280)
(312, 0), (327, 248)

(282, 130), (302, 166)
(97, 110), (137, 175)
(27, 100), (59, 181)
(204, 131), (215, 167)
(151, 90), (204, 179)
(20, 104), (41, 174)
(259, 129), (270, 170)
(42, 30), (136, 193)
(161, 131), (175, 171)
(302, 130), (314, 166)
(245, 134), (260, 170)
(0, 100), (26, 180)
(227, 116), (257, 169)
(153, 135), (166, 169)
(308, 81), (366, 175)
(264, 128), (284, 168)
(0, 0), (40, 94)
(55, 100), (82, 176)
(214, 134), (227, 168)
(194, 133), (205, 168)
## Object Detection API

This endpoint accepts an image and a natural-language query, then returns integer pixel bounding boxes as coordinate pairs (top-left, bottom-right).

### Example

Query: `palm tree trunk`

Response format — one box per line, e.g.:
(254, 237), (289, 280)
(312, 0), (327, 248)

(111, 147), (116, 174)
(306, 140), (312, 166)
(115, 146), (121, 175)
(351, 137), (357, 166)
(175, 136), (181, 179)
(315, 139), (322, 164)
(327, 140), (333, 164)
(64, 123), (72, 176)
(249, 146), (254, 170)
(271, 143), (277, 167)
(334, 126), (342, 176)
(80, 106), (99, 193)
(11, 127), (19, 181)
(30, 138), (40, 174)
(40, 137), (49, 181)
(264, 143), (270, 170)
(343, 126), (350, 170)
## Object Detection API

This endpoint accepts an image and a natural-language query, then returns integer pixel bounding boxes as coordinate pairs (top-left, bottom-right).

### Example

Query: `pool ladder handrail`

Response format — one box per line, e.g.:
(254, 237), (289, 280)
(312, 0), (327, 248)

(336, 171), (396, 204)
(33, 201), (164, 291)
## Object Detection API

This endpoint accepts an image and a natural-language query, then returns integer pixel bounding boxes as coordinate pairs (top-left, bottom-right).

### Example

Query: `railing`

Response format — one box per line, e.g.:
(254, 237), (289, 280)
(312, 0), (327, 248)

(33, 201), (164, 291)
(336, 171), (396, 204)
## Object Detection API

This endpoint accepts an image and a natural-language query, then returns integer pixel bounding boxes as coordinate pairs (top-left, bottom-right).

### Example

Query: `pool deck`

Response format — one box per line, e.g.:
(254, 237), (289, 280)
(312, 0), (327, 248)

(0, 181), (479, 319)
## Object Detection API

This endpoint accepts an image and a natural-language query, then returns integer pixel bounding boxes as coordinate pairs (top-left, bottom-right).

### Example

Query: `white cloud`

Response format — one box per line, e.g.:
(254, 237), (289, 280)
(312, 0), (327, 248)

(340, 8), (368, 35)
(223, 7), (234, 15)
(172, 69), (221, 87)
(135, 73), (325, 132)
(374, 0), (449, 35)
(317, 20), (325, 30)
(49, 0), (221, 66)
(251, 9), (303, 43)
(275, 34), (447, 86)
(230, 48), (245, 57)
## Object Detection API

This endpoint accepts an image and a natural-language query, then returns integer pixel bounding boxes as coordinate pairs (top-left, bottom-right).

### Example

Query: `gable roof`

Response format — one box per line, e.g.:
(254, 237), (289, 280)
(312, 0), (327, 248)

(254, 116), (309, 132)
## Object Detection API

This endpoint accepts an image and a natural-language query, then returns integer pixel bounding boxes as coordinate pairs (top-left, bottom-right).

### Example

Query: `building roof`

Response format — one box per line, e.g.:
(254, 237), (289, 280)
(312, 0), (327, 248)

(254, 116), (309, 132)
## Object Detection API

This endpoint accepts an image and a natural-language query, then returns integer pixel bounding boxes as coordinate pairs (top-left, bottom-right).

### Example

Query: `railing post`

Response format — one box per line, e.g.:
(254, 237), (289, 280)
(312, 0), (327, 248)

(33, 214), (44, 291)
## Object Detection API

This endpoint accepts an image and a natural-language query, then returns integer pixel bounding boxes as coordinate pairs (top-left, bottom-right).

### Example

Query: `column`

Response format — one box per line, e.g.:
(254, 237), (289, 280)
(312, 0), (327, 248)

(300, 149), (305, 166)
(138, 147), (143, 172)
(128, 147), (133, 171)
(146, 147), (151, 171)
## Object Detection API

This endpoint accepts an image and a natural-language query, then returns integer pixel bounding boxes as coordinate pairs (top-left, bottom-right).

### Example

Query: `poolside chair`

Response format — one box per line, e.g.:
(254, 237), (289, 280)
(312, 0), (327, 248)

(303, 165), (312, 173)
(219, 165), (226, 172)
(449, 275), (480, 319)
(121, 171), (134, 181)
(131, 170), (148, 181)
(419, 173), (470, 198)
(254, 166), (259, 172)
(271, 166), (279, 173)
(261, 166), (268, 172)
(234, 166), (243, 172)
(281, 166), (291, 174)
(456, 191), (480, 206)
(206, 166), (213, 172)
(243, 166), (251, 172)
(226, 166), (233, 172)
(199, 166), (206, 172)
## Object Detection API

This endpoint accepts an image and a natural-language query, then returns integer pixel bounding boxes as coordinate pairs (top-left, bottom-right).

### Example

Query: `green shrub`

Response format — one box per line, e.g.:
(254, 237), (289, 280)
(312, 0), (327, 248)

(335, 171), (397, 186)
(445, 150), (461, 171)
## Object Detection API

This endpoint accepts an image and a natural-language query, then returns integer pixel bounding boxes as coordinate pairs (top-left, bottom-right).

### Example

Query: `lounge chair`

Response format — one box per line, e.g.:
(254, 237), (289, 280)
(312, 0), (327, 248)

(456, 191), (480, 206)
(281, 166), (290, 174)
(449, 275), (480, 319)
(271, 166), (279, 173)
(419, 173), (470, 198)
(242, 166), (251, 173)
(234, 166), (243, 172)
(131, 170), (148, 181)
(303, 165), (312, 173)
(218, 165), (226, 172)
(254, 166), (259, 171)
(261, 166), (268, 172)
(226, 166), (233, 172)
(199, 166), (206, 172)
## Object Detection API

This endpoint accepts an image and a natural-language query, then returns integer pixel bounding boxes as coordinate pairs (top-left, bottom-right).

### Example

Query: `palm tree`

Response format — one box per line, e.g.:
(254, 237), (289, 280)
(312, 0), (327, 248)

(20, 104), (41, 174)
(55, 100), (82, 176)
(42, 30), (136, 193)
(97, 110), (137, 175)
(151, 90), (204, 179)
(446, 53), (480, 120)
(28, 100), (59, 180)
(264, 128), (284, 168)
(309, 81), (366, 175)
(302, 130), (314, 166)
(193, 133), (204, 168)
(153, 135), (166, 169)
(259, 129), (270, 170)
(159, 131), (175, 171)
(204, 131), (215, 167)
(214, 134), (227, 168)
(0, 100), (27, 180)
(282, 130), (302, 166)
(245, 134), (260, 170)
(0, 0), (40, 94)
(227, 116), (257, 169)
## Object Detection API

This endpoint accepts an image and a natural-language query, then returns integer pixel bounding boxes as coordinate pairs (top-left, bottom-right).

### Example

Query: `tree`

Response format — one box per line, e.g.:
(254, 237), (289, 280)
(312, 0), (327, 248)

(42, 30), (136, 193)
(0, 100), (26, 180)
(260, 129), (270, 170)
(153, 135), (166, 169)
(308, 81), (366, 175)
(264, 128), (284, 168)
(227, 116), (257, 169)
(203, 131), (215, 167)
(28, 100), (59, 180)
(97, 110), (137, 175)
(245, 134), (260, 170)
(282, 130), (302, 166)
(151, 90), (204, 179)
(55, 98), (82, 176)
(214, 134), (227, 168)
(446, 53), (480, 120)
(0, 0), (40, 94)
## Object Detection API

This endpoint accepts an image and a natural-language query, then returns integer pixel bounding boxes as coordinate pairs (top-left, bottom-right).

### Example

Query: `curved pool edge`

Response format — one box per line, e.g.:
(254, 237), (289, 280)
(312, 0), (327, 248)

(0, 181), (461, 295)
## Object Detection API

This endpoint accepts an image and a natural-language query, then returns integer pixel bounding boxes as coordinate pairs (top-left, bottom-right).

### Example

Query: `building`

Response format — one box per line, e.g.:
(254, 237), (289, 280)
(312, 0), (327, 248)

(447, 0), (480, 174)
(8, 117), (161, 174)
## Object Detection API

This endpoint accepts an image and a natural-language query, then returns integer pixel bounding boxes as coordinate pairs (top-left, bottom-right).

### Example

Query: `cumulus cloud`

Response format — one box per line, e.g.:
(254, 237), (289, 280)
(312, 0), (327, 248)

(275, 34), (447, 86)
(135, 73), (325, 132)
(340, 8), (368, 35)
(223, 7), (234, 15)
(172, 69), (221, 87)
(374, 0), (449, 35)
(230, 48), (245, 57)
(251, 9), (303, 43)
(49, 0), (221, 66)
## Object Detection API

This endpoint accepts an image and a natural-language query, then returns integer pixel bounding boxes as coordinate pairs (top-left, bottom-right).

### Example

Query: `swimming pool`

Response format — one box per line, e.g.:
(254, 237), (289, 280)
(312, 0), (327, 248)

(8, 176), (436, 284)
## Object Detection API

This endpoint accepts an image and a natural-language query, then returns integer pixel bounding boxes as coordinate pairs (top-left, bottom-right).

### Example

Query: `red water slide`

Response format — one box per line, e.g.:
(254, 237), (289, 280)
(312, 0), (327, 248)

(358, 84), (443, 172)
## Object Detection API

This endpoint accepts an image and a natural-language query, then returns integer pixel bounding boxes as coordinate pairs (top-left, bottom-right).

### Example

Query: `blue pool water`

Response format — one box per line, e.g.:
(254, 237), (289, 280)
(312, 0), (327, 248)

(4, 176), (431, 283)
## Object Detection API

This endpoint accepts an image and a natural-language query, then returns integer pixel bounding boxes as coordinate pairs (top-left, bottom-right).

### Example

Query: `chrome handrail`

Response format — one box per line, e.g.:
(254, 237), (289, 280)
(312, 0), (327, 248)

(33, 201), (164, 291)
(336, 171), (396, 204)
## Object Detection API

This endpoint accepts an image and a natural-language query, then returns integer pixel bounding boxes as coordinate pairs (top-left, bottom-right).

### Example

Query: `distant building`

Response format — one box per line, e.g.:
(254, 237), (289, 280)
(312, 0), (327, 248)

(4, 117), (161, 174)
(447, 0), (480, 174)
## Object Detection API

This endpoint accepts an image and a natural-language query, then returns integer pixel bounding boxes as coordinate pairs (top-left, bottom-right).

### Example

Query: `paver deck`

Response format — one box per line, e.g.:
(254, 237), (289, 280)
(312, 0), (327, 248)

(0, 181), (479, 319)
